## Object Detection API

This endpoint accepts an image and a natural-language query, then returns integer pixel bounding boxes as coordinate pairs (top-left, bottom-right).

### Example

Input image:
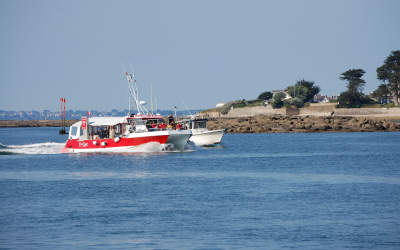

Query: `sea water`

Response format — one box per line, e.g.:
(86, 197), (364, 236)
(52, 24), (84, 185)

(0, 127), (399, 249)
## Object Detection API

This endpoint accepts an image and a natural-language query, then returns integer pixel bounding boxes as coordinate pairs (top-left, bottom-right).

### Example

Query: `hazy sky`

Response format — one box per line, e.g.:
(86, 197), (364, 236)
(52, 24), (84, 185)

(1, 0), (399, 112)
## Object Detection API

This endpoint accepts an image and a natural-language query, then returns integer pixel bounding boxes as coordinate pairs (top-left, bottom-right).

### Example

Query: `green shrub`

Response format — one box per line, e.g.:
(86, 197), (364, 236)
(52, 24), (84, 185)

(289, 97), (304, 108)
(272, 100), (284, 109)
(220, 103), (233, 115)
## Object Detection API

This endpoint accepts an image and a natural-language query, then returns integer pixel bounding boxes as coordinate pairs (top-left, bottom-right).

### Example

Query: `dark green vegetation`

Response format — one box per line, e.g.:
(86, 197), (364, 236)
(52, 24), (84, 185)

(376, 50), (400, 104)
(257, 91), (273, 101)
(284, 79), (320, 108)
(337, 50), (400, 108)
(337, 69), (373, 108)
(271, 92), (286, 109)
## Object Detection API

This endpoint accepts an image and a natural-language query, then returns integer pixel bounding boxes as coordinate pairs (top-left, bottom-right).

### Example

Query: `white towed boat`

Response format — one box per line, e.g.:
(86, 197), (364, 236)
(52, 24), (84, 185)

(179, 118), (227, 146)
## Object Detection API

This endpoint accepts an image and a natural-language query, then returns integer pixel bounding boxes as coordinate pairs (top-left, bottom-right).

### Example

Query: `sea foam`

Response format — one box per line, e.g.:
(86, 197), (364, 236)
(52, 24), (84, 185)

(0, 141), (194, 155)
(0, 142), (65, 155)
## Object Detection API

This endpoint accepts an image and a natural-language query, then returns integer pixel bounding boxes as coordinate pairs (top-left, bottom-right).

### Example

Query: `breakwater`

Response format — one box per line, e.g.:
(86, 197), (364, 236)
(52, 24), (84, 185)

(0, 120), (78, 127)
(207, 115), (400, 133)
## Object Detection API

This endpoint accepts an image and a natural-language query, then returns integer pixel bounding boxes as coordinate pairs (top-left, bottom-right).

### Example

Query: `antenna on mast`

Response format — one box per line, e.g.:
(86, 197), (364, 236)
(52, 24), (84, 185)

(182, 101), (193, 118)
(122, 62), (149, 115)
(155, 97), (158, 114)
(174, 106), (177, 118)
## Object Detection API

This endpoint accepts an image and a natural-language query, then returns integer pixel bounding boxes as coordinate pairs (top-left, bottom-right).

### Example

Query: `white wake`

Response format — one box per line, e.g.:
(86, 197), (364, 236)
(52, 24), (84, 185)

(0, 141), (194, 155)
(0, 142), (65, 155)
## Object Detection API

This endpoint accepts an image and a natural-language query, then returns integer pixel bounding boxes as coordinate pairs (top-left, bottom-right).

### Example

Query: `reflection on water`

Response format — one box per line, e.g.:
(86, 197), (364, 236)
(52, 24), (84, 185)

(2, 170), (399, 186)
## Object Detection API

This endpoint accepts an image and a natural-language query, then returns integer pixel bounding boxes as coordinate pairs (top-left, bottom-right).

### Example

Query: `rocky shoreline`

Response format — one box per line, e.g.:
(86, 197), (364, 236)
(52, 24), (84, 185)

(1, 116), (400, 133)
(207, 115), (400, 133)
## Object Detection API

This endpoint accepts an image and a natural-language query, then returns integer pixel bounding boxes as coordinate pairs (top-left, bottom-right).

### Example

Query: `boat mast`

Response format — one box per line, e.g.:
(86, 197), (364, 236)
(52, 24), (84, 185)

(122, 62), (149, 115)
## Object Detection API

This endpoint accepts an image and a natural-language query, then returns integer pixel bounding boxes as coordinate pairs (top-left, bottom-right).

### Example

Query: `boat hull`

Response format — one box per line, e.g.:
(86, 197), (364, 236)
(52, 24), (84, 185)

(189, 129), (226, 146)
(165, 129), (192, 150)
(63, 134), (169, 153)
(63, 130), (191, 153)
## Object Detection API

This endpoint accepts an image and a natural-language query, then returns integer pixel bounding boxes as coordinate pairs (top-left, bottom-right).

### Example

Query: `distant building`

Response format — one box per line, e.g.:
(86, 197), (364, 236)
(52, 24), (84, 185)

(264, 99), (274, 106)
(271, 90), (285, 95)
(313, 94), (338, 103)
(369, 91), (394, 104)
(216, 102), (226, 108)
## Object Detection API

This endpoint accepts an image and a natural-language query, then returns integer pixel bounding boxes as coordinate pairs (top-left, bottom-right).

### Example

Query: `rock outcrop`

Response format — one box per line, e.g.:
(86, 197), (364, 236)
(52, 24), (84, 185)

(206, 115), (400, 133)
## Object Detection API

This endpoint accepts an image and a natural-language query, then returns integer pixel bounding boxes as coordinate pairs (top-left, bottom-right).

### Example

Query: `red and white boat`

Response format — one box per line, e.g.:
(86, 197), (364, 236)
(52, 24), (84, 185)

(63, 114), (191, 153)
(63, 65), (191, 153)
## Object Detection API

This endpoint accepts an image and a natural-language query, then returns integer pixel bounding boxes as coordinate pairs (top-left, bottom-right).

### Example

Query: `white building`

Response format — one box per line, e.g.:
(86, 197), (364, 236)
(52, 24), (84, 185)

(216, 102), (226, 108)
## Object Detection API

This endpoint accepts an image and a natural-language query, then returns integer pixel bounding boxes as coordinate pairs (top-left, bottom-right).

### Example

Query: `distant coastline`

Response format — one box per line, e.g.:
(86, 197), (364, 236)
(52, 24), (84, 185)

(1, 115), (400, 133)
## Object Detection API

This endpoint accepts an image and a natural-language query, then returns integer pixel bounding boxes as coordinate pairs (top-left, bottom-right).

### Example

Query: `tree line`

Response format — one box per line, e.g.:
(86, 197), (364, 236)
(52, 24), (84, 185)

(262, 50), (400, 109)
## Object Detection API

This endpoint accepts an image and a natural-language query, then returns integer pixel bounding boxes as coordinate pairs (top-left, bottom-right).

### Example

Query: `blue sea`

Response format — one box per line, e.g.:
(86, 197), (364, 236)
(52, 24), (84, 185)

(0, 127), (399, 249)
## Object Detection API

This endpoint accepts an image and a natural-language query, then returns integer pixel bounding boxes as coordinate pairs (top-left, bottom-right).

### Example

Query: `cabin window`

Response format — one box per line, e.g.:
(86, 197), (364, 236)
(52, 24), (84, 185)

(135, 120), (144, 126)
(115, 124), (121, 134)
(193, 121), (207, 129)
(70, 126), (78, 136)
(199, 121), (206, 128)
(145, 119), (160, 129)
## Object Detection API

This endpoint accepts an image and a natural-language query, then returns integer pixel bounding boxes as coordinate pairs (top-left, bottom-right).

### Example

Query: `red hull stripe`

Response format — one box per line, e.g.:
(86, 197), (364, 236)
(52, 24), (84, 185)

(65, 135), (169, 149)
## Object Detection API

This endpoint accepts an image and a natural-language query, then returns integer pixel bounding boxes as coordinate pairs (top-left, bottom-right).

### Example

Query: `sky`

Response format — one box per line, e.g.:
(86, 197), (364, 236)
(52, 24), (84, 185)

(1, 0), (399, 112)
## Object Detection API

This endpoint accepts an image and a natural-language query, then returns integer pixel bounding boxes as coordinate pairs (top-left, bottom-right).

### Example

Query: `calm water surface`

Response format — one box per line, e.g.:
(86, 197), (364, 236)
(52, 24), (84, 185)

(0, 127), (399, 249)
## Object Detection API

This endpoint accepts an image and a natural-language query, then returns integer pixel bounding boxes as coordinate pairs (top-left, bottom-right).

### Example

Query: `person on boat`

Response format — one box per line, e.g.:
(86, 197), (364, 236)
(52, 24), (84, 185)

(104, 127), (109, 138)
(151, 121), (158, 129)
(129, 122), (135, 132)
(158, 122), (166, 130)
(109, 126), (115, 139)
(168, 113), (174, 124)
(176, 122), (182, 130)
(99, 128), (105, 139)
(168, 120), (176, 130)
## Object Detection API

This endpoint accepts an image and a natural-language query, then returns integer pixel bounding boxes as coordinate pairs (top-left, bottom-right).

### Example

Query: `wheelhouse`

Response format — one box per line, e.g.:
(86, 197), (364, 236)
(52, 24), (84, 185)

(126, 114), (166, 132)
(179, 118), (208, 131)
(68, 117), (126, 140)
